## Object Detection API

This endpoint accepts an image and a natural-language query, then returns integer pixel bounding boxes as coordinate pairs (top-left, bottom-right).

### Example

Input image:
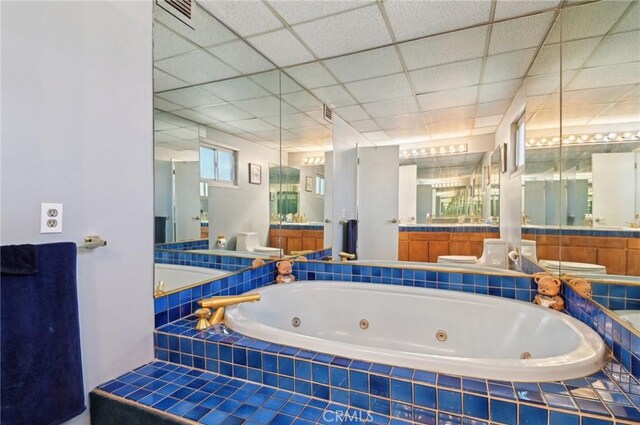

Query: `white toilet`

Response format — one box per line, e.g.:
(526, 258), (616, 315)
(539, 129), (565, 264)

(538, 259), (606, 275)
(437, 239), (508, 268)
(521, 239), (538, 262)
(236, 232), (282, 255)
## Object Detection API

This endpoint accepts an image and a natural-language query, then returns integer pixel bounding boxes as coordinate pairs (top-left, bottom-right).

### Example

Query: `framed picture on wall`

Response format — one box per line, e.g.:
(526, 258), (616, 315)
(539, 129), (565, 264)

(305, 176), (313, 192)
(500, 143), (507, 174)
(249, 163), (261, 185)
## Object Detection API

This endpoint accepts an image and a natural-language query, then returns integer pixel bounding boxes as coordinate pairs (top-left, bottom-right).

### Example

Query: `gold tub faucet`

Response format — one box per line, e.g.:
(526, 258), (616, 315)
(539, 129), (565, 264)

(195, 293), (260, 329)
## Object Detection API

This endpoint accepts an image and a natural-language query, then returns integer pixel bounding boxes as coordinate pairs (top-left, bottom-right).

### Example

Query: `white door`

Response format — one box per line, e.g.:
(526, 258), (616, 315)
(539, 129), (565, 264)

(357, 146), (399, 260)
(592, 152), (635, 227)
(323, 152), (333, 249)
(174, 160), (201, 241)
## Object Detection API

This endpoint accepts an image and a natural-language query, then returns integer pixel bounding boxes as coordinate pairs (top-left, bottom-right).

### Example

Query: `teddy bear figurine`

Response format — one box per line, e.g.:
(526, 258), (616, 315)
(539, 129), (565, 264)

(533, 274), (564, 311)
(276, 260), (295, 284)
(568, 277), (592, 298)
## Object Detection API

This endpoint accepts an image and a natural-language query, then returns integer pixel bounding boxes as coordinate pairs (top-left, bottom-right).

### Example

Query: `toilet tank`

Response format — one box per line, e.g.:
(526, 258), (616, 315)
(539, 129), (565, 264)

(236, 232), (259, 251)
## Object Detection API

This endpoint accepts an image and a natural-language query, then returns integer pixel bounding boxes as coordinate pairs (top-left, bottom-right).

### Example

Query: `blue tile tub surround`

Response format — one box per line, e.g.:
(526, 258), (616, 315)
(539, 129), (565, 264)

(522, 227), (640, 239)
(399, 225), (500, 233)
(590, 282), (640, 311)
(96, 361), (387, 425)
(155, 239), (209, 251)
(521, 255), (545, 275)
(155, 249), (256, 272)
(152, 318), (640, 424)
(564, 283), (640, 381)
(302, 248), (332, 261)
(290, 261), (538, 303)
(153, 263), (277, 328)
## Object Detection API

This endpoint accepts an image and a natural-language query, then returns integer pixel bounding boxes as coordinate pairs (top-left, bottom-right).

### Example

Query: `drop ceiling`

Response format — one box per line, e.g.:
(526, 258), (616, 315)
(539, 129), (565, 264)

(153, 0), (639, 155)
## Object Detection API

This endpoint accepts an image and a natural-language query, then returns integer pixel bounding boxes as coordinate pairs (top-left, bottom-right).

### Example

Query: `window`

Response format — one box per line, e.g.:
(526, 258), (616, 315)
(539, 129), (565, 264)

(510, 112), (526, 176)
(315, 174), (325, 196)
(200, 143), (238, 186)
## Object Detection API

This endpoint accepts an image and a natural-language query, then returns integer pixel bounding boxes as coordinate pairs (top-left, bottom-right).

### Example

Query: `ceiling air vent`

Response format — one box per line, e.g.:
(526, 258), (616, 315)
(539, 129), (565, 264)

(323, 105), (333, 123)
(156, 0), (194, 28)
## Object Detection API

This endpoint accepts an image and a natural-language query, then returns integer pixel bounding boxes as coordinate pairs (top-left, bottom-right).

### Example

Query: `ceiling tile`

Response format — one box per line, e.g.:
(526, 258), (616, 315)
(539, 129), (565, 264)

(483, 48), (537, 83)
(345, 73), (413, 103)
(279, 113), (322, 129)
(565, 85), (636, 105)
(206, 40), (275, 74)
(153, 23), (198, 61)
(589, 100), (640, 125)
(525, 74), (560, 96)
(268, 0), (371, 25)
(584, 31), (640, 68)
(567, 62), (640, 91)
(474, 115), (503, 128)
(156, 87), (225, 108)
(476, 100), (511, 117)
(489, 12), (554, 55)
(292, 5), (391, 58)
(170, 109), (219, 125)
(494, 0), (560, 20)
(194, 103), (254, 121)
(417, 86), (478, 111)
(200, 78), (271, 101)
(160, 127), (199, 140)
(613, 1), (639, 33)
(322, 46), (403, 83)
(334, 105), (370, 121)
(153, 68), (188, 92)
(375, 113), (425, 130)
(206, 122), (245, 134)
(471, 126), (498, 135)
(154, 131), (180, 142)
(283, 63), (337, 89)
(282, 90), (323, 112)
(399, 26), (487, 71)
(154, 3), (237, 49)
(199, 1), (283, 37)
(478, 79), (523, 103)
(248, 29), (315, 67)
(385, 126), (429, 140)
(362, 130), (390, 141)
(310, 85), (357, 108)
(528, 37), (601, 76)
(422, 105), (476, 124)
(250, 71), (285, 95)
(226, 118), (278, 132)
(383, 0), (491, 42)
(618, 85), (640, 102)
(362, 96), (420, 118)
(154, 111), (199, 128)
(155, 51), (239, 85)
(410, 59), (482, 93)
(233, 132), (267, 143)
(548, 0), (629, 42)
(305, 110), (330, 123)
(154, 119), (178, 131)
(290, 125), (333, 139)
(349, 119), (381, 132)
(429, 119), (474, 134)
(232, 96), (284, 118)
(154, 96), (183, 111)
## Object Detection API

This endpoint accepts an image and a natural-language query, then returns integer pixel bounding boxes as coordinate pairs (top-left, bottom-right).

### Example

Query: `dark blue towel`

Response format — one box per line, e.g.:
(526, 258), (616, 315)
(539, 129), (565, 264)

(1, 244), (38, 275)
(343, 219), (358, 256)
(1, 242), (85, 425)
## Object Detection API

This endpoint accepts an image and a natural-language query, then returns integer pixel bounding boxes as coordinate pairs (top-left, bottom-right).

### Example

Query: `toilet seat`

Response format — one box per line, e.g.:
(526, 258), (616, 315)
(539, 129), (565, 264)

(539, 260), (606, 274)
(437, 255), (477, 264)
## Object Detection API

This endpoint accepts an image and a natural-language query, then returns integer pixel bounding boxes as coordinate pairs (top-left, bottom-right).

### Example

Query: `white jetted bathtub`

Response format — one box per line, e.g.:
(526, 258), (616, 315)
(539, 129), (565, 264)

(155, 264), (228, 293)
(225, 281), (605, 382)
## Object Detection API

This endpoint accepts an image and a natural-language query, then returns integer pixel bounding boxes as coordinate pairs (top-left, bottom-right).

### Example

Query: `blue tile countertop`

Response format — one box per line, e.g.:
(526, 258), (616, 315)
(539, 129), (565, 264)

(146, 317), (640, 425)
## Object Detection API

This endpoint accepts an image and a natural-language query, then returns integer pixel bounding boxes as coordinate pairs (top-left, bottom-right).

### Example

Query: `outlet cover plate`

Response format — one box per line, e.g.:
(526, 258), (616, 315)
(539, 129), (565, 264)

(41, 203), (63, 233)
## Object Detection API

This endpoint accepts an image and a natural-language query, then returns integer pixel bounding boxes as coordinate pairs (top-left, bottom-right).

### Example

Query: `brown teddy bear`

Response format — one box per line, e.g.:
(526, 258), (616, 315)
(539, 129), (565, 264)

(533, 274), (564, 311)
(276, 260), (295, 284)
(568, 278), (592, 298)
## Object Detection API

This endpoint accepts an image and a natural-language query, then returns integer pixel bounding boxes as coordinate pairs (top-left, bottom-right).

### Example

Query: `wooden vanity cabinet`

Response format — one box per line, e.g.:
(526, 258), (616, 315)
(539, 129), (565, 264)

(269, 228), (325, 255)
(398, 231), (500, 262)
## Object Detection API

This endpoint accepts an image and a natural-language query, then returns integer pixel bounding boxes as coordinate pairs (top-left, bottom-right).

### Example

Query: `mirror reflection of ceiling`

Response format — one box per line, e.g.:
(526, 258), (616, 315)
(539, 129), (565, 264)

(154, 0), (639, 155)
(402, 152), (485, 180)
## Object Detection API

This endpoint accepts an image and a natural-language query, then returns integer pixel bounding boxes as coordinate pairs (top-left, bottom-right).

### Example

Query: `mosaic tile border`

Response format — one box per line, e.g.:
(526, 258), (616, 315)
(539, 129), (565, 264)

(155, 239), (210, 251)
(154, 318), (640, 424)
(399, 226), (500, 233)
(155, 250), (256, 272)
(522, 227), (640, 238)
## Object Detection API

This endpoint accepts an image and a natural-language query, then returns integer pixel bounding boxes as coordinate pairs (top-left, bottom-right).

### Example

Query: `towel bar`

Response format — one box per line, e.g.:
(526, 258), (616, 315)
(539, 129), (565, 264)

(78, 236), (107, 249)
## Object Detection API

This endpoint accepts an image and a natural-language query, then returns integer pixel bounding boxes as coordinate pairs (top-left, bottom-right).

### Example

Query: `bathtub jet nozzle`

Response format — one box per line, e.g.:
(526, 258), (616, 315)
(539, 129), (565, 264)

(197, 293), (261, 327)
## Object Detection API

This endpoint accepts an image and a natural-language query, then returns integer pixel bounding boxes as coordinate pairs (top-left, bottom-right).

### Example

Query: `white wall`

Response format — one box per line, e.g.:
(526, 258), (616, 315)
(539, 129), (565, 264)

(298, 165), (325, 223)
(1, 2), (154, 424)
(205, 128), (281, 249)
(495, 87), (526, 251)
(399, 165), (417, 224)
(331, 116), (362, 258)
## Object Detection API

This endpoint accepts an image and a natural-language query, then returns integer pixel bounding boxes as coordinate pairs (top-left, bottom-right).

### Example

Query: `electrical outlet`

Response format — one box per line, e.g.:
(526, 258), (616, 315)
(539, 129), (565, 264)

(41, 203), (63, 233)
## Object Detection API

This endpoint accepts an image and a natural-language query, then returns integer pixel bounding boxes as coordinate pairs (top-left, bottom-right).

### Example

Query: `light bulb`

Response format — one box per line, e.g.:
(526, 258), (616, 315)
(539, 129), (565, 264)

(458, 144), (466, 152)
(411, 149), (418, 156)
(579, 134), (589, 142)
(420, 148), (427, 155)
(622, 132), (632, 139)
(594, 133), (604, 140)
(449, 146), (456, 153)
(567, 135), (576, 142)
(439, 147), (446, 154)
(607, 132), (618, 139)
(429, 147), (436, 154)
(540, 138), (548, 145)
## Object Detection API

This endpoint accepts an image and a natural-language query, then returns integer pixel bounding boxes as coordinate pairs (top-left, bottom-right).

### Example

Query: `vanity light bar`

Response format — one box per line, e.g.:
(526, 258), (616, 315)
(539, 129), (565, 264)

(303, 156), (324, 165)
(526, 131), (640, 148)
(400, 143), (468, 159)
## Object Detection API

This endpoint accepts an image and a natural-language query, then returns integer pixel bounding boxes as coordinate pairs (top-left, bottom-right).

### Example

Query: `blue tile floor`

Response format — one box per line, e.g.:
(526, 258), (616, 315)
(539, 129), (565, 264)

(97, 361), (393, 424)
